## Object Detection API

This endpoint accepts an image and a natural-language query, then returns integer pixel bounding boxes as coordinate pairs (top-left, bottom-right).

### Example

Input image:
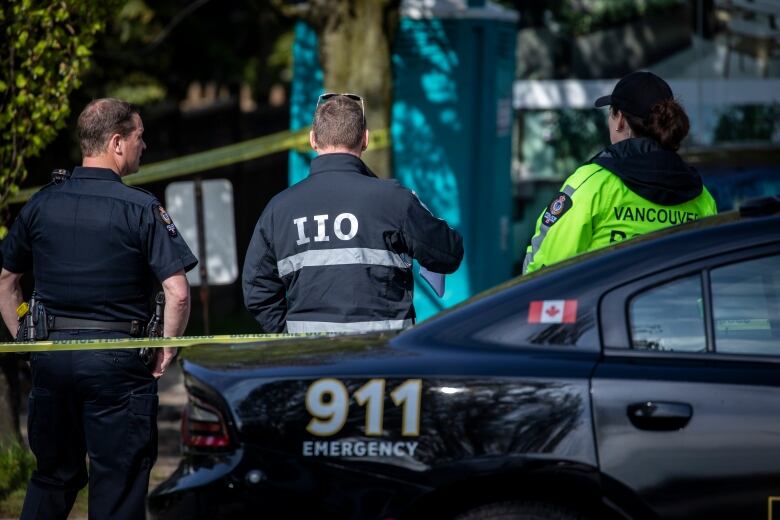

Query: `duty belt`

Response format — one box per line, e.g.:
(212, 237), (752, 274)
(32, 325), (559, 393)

(49, 317), (145, 337)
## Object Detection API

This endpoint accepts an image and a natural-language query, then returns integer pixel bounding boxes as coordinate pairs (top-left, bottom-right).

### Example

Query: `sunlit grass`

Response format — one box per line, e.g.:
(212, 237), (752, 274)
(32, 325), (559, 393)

(0, 488), (89, 519)
(0, 442), (88, 519)
(0, 442), (34, 518)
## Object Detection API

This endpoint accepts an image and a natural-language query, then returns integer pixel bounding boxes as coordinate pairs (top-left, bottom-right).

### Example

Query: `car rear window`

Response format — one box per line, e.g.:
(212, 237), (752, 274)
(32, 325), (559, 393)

(711, 254), (780, 356)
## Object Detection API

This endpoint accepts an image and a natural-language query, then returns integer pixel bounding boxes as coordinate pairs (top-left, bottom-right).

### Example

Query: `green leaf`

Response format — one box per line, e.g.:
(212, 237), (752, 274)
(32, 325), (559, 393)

(0, 80), (7, 92)
(15, 74), (27, 88)
(33, 40), (47, 55)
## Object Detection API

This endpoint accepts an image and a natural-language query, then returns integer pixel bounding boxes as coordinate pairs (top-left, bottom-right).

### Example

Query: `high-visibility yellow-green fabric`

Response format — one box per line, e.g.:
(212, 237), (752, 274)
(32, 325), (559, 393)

(523, 163), (717, 274)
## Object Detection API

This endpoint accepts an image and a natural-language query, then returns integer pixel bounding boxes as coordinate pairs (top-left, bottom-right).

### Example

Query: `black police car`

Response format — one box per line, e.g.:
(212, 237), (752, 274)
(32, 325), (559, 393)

(148, 198), (780, 520)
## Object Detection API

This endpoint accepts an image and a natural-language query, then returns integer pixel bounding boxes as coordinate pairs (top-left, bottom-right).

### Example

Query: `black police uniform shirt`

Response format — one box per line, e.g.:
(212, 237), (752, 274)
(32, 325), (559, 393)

(2, 166), (198, 323)
(242, 153), (464, 333)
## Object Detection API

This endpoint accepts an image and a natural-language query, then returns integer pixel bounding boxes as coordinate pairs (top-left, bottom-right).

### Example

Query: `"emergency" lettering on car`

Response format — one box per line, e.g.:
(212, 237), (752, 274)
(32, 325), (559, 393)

(302, 440), (419, 458)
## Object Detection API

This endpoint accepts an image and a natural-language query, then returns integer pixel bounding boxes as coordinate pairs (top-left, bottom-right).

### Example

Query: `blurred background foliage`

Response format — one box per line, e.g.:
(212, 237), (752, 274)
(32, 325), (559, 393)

(517, 0), (687, 35)
(91, 0), (293, 105)
(714, 104), (780, 143)
(0, 0), (118, 236)
(521, 110), (606, 178)
(0, 443), (35, 512)
(557, 0), (684, 35)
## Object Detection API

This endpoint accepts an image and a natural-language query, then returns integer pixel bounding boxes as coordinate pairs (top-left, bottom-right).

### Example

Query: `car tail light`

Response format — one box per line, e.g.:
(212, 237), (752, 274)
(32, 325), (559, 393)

(181, 395), (233, 450)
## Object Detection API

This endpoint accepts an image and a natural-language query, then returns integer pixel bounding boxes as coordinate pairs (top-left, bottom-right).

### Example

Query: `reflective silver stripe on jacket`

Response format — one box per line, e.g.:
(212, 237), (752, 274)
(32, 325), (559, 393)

(277, 248), (409, 277)
(286, 319), (413, 333)
(522, 184), (577, 274)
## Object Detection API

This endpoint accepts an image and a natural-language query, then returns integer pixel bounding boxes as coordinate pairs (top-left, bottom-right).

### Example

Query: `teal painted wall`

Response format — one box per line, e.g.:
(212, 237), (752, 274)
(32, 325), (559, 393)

(289, 22), (321, 187)
(289, 14), (517, 320)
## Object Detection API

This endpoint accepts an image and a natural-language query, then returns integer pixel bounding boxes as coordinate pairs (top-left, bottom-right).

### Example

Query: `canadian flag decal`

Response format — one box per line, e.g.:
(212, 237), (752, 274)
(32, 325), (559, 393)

(528, 300), (577, 324)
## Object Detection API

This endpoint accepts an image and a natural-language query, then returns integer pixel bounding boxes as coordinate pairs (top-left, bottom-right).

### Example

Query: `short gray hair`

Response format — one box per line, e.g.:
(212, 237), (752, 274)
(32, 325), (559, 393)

(312, 95), (365, 150)
(77, 98), (140, 156)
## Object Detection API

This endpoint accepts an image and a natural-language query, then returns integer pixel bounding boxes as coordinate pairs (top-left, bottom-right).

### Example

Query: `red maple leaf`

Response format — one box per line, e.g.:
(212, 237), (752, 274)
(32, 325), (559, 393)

(545, 306), (560, 317)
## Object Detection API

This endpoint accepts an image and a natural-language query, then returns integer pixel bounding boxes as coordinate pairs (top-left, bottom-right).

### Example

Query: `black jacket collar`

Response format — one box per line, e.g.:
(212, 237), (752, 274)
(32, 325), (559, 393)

(309, 153), (377, 178)
(71, 166), (123, 182)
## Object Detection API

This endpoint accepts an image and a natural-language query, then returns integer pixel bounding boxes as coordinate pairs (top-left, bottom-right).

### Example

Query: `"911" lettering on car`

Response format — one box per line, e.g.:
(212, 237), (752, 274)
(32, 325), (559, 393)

(302, 378), (423, 458)
(305, 378), (422, 437)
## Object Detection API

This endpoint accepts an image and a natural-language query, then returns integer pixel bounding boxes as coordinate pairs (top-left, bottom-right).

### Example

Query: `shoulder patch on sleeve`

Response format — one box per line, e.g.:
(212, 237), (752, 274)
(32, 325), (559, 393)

(155, 205), (178, 237)
(542, 192), (573, 227)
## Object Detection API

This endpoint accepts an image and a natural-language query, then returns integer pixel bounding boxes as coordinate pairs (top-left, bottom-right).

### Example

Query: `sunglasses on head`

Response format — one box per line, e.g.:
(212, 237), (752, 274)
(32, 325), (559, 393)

(317, 93), (365, 122)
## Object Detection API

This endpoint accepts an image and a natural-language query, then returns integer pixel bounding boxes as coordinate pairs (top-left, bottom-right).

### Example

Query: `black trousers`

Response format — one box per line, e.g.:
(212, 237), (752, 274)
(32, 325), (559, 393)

(20, 330), (158, 520)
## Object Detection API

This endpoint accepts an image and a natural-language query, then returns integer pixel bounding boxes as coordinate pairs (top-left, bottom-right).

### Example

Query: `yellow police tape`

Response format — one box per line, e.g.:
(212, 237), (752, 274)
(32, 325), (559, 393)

(0, 333), (333, 353)
(9, 126), (391, 204)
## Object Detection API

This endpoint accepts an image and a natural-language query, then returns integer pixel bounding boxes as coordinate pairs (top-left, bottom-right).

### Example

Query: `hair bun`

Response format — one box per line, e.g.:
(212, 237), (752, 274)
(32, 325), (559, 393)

(646, 99), (690, 151)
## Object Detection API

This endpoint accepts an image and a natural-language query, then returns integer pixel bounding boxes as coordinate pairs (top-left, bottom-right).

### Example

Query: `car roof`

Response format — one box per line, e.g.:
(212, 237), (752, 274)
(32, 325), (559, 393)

(408, 205), (780, 333)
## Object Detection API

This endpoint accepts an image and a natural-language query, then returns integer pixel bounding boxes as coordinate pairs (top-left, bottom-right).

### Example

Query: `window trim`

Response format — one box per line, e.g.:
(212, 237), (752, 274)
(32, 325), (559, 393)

(701, 269), (715, 353)
(601, 348), (780, 365)
(600, 243), (780, 361)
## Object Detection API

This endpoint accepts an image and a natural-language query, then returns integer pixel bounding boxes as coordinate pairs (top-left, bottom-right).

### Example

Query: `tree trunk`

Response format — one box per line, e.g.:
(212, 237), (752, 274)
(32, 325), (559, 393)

(309, 0), (399, 179)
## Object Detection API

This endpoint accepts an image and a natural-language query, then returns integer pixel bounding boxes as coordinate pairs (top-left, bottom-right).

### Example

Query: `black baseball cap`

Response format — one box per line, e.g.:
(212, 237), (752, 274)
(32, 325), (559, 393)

(594, 71), (673, 119)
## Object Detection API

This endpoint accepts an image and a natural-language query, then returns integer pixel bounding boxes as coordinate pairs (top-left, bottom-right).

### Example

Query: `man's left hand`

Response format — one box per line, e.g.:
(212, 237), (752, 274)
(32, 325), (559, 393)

(152, 347), (178, 378)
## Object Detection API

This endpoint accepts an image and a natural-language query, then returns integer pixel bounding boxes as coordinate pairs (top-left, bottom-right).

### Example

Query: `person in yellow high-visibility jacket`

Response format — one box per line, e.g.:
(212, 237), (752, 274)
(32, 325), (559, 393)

(523, 71), (717, 274)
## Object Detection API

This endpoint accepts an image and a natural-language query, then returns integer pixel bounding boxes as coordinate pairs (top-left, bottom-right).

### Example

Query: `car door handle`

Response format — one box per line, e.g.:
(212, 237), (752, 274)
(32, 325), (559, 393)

(627, 401), (693, 431)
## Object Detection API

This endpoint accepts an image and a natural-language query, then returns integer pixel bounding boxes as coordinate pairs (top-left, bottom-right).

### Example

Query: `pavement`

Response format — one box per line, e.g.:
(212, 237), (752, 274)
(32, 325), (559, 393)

(150, 360), (188, 492)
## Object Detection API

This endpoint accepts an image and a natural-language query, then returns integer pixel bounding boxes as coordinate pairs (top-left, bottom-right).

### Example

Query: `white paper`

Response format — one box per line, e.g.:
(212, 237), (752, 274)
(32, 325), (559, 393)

(419, 266), (445, 297)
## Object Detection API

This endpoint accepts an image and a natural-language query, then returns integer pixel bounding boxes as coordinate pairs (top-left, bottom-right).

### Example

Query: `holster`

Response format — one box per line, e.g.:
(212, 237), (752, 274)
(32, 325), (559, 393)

(34, 303), (50, 340)
(16, 299), (49, 342)
(139, 291), (166, 370)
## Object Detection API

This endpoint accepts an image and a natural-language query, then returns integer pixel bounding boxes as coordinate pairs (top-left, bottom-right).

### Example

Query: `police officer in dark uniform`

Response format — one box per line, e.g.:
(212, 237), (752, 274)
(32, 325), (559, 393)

(242, 93), (463, 333)
(0, 98), (197, 519)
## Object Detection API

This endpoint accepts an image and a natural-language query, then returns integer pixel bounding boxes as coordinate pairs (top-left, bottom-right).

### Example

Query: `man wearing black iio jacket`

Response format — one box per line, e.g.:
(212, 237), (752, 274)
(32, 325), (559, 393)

(242, 93), (463, 333)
